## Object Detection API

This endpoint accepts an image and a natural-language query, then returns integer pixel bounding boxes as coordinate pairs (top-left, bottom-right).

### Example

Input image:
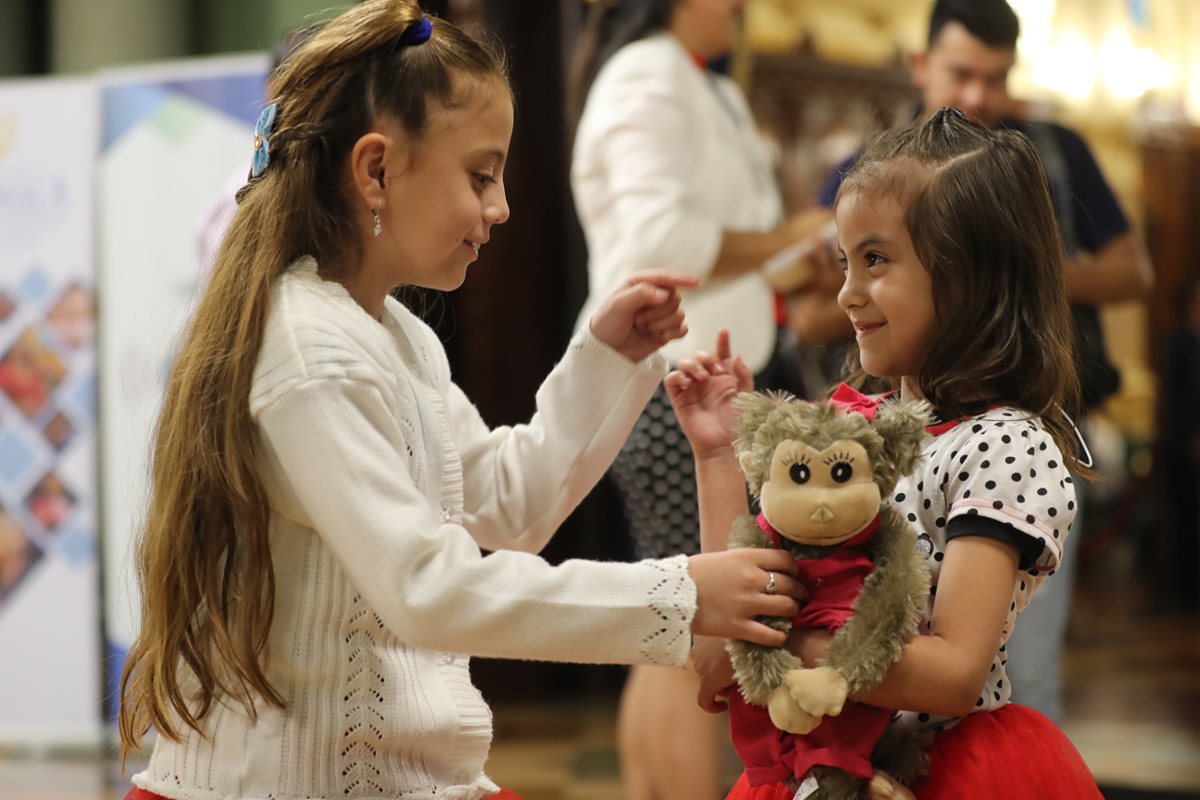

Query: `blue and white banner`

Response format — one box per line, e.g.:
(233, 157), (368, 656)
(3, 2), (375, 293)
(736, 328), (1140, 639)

(96, 55), (267, 721)
(0, 77), (103, 746)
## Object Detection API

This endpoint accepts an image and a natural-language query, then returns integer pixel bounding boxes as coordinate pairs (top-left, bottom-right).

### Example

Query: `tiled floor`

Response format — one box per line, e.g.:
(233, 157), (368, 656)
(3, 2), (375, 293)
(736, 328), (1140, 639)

(2, 554), (1198, 800)
(490, 575), (1200, 799)
(1057, 555), (1200, 798)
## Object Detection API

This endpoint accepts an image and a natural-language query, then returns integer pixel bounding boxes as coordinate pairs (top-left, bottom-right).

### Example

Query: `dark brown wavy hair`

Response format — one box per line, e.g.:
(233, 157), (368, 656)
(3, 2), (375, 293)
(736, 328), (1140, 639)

(117, 0), (509, 759)
(835, 108), (1085, 473)
(566, 0), (672, 132)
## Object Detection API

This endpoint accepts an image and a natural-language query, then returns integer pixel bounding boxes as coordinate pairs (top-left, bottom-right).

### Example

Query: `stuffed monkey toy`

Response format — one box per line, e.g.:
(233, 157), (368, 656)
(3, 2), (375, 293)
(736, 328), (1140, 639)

(725, 388), (933, 799)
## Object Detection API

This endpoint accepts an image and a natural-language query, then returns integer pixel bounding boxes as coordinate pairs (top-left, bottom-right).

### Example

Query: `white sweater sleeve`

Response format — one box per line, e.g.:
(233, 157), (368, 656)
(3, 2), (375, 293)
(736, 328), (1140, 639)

(255, 373), (696, 667)
(451, 329), (664, 554)
(586, 59), (723, 279)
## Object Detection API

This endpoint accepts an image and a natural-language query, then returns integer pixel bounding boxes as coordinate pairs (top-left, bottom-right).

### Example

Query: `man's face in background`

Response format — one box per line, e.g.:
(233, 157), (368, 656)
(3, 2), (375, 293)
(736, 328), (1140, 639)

(912, 20), (1016, 128)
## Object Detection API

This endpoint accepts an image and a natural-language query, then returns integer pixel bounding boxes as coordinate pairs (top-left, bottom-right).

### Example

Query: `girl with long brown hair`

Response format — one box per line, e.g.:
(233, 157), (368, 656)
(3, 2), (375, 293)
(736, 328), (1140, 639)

(116, 3), (810, 798)
(670, 110), (1102, 799)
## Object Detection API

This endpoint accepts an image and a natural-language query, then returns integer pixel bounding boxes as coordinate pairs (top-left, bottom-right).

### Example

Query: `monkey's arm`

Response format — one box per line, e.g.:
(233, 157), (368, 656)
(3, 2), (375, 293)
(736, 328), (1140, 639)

(823, 506), (930, 696)
(727, 620), (801, 705)
(727, 511), (773, 550)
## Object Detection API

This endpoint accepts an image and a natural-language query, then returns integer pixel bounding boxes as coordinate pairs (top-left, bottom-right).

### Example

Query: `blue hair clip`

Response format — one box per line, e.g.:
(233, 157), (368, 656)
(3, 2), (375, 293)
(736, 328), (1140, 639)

(250, 102), (278, 179)
(400, 16), (432, 46)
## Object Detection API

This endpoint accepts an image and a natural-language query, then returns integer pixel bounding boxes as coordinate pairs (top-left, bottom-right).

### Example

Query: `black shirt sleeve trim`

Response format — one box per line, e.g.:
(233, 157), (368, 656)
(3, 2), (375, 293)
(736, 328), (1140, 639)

(946, 515), (1044, 570)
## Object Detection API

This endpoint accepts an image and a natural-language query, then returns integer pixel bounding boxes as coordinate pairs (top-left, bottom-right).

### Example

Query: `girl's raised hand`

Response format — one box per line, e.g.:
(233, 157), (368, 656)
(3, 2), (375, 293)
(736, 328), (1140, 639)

(589, 272), (699, 363)
(665, 329), (753, 458)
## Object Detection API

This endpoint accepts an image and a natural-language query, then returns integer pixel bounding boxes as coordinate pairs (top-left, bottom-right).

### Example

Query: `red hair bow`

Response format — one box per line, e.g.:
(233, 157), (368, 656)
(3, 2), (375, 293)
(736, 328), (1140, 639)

(828, 383), (881, 422)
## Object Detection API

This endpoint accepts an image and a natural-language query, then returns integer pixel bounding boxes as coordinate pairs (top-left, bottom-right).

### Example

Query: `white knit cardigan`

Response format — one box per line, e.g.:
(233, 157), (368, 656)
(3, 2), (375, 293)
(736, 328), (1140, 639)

(133, 258), (698, 800)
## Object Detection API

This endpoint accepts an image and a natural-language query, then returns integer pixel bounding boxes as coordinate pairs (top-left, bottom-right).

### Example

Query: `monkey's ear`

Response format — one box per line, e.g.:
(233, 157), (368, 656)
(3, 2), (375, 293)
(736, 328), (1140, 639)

(738, 446), (770, 498)
(738, 450), (756, 478)
(734, 391), (793, 497)
(874, 400), (932, 478)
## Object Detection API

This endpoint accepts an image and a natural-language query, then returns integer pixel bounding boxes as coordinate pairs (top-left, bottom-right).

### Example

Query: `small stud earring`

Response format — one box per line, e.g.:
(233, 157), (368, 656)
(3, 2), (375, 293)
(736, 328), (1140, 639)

(371, 208), (382, 237)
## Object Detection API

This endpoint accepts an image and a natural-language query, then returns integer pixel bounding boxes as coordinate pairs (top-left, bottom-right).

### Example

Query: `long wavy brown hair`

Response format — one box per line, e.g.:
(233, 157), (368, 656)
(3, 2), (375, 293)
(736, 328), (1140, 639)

(835, 108), (1087, 474)
(117, 0), (508, 758)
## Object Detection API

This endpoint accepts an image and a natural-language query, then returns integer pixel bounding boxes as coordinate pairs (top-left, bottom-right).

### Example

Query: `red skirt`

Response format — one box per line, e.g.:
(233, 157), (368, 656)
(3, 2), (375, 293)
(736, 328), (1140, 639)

(724, 704), (1102, 800)
(127, 787), (525, 800)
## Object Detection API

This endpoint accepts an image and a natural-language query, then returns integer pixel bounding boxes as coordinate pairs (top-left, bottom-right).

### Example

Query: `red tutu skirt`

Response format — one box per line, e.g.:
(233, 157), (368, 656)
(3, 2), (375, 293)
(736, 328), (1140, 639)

(724, 704), (1102, 800)
(128, 786), (525, 799)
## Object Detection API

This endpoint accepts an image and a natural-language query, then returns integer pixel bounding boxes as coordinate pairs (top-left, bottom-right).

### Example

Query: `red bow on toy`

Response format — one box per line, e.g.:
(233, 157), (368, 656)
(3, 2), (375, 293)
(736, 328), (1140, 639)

(828, 383), (881, 421)
(830, 382), (966, 436)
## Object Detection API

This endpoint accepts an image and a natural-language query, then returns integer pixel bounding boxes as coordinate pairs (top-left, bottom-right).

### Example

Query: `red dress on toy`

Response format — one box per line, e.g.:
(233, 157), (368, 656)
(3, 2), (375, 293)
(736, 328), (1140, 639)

(128, 788), (526, 800)
(728, 514), (893, 787)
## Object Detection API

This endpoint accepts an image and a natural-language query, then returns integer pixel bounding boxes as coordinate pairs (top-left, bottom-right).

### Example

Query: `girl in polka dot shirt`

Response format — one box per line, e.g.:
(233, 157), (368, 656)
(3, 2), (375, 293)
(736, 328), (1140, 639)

(672, 109), (1102, 799)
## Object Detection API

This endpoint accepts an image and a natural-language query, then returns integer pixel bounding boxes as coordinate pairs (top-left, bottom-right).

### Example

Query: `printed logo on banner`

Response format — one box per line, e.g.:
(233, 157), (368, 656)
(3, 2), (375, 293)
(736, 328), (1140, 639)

(0, 172), (71, 248)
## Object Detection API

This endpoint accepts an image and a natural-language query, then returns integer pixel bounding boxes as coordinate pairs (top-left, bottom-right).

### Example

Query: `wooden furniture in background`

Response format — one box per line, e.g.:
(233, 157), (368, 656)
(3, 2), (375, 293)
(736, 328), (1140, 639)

(425, 0), (631, 703)
(742, 52), (916, 212)
(1139, 124), (1200, 610)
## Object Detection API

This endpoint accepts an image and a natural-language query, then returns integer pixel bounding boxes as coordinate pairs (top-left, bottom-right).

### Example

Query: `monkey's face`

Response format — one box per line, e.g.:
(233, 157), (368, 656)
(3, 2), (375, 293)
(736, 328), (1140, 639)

(758, 438), (881, 546)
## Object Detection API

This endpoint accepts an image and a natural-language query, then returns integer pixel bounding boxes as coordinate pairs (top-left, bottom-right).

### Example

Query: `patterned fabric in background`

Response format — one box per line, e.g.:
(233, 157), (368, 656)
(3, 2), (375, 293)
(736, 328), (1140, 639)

(607, 384), (701, 560)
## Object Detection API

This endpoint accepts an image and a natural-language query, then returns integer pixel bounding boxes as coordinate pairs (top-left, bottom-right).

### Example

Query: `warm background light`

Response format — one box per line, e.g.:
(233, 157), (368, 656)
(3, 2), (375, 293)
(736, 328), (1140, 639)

(1029, 31), (1097, 101)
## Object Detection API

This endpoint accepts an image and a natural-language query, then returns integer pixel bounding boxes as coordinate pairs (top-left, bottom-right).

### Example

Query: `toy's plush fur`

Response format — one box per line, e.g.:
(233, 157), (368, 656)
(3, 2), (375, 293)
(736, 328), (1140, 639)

(726, 391), (934, 799)
(735, 392), (926, 499)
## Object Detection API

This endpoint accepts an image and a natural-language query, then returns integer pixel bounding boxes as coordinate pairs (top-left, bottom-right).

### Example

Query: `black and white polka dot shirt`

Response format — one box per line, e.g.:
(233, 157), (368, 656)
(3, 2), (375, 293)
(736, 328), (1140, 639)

(888, 407), (1077, 734)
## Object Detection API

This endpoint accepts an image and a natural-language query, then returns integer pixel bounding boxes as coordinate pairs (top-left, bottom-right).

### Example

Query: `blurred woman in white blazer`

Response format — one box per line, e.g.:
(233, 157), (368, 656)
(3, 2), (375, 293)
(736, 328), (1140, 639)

(569, 2), (826, 797)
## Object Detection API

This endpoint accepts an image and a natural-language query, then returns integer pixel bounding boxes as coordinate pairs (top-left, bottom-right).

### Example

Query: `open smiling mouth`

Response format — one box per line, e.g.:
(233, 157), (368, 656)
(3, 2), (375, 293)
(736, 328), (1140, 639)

(855, 321), (884, 336)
